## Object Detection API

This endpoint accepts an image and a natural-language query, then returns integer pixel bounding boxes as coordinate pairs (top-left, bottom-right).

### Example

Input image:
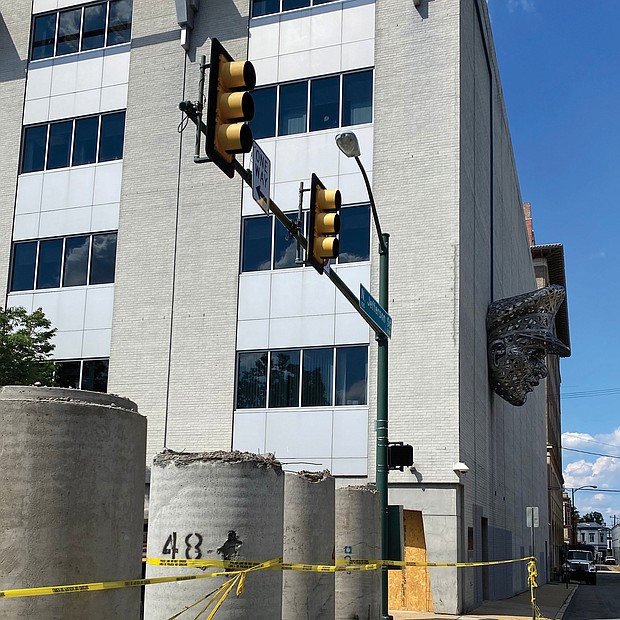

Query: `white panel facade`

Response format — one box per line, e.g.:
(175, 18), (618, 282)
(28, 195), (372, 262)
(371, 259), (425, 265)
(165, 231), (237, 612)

(25, 47), (130, 123)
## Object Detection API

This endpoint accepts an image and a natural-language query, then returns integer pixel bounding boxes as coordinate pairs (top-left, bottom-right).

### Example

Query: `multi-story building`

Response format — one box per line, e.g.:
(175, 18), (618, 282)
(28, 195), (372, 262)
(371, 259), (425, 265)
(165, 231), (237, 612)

(526, 220), (570, 580)
(576, 522), (611, 562)
(1, 0), (569, 613)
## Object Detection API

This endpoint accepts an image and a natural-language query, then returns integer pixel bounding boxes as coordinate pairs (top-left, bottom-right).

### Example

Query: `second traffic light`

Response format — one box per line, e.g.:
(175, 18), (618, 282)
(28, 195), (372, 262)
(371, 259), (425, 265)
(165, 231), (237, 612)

(206, 38), (256, 178)
(307, 173), (341, 274)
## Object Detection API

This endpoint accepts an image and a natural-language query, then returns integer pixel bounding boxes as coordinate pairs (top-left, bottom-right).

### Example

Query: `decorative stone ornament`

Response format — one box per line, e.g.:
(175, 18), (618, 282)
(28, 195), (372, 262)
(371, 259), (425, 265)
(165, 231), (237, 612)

(487, 284), (570, 406)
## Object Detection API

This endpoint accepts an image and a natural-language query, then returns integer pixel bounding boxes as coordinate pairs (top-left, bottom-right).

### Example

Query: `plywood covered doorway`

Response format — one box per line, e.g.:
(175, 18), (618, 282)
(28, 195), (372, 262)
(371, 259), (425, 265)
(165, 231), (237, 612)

(388, 510), (433, 612)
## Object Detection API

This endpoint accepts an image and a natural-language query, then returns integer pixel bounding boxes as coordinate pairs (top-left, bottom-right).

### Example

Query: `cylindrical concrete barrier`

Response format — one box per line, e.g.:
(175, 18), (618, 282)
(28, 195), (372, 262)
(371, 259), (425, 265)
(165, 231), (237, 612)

(144, 451), (284, 620)
(335, 485), (381, 620)
(0, 386), (146, 619)
(282, 470), (335, 620)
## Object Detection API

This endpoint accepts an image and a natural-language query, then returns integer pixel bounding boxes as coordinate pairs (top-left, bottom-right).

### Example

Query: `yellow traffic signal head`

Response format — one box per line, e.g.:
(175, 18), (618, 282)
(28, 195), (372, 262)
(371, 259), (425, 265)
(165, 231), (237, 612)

(206, 39), (256, 178)
(308, 173), (341, 274)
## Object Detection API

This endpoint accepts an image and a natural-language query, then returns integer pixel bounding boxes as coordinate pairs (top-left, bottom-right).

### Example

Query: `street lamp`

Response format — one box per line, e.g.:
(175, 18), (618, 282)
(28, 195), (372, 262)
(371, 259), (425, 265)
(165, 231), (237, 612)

(570, 485), (598, 544)
(336, 131), (391, 620)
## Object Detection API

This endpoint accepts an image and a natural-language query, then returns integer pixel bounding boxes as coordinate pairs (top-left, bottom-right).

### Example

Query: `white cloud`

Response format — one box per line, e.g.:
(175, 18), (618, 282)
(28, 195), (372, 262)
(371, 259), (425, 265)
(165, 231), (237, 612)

(563, 427), (620, 524)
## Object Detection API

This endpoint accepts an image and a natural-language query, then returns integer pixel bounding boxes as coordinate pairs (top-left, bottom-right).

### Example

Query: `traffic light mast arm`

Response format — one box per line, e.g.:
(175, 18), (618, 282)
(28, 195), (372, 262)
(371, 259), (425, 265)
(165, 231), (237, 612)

(232, 160), (387, 339)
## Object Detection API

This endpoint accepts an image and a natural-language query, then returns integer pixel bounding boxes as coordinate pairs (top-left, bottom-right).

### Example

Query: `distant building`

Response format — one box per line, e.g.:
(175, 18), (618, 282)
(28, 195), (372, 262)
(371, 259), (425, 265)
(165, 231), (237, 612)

(612, 524), (620, 561)
(528, 236), (570, 578)
(577, 522), (611, 562)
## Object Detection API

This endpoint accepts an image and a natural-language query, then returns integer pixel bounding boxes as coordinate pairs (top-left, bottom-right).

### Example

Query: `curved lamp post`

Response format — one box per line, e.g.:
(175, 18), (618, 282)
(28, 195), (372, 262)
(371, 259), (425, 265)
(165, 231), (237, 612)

(336, 131), (391, 620)
(571, 485), (598, 544)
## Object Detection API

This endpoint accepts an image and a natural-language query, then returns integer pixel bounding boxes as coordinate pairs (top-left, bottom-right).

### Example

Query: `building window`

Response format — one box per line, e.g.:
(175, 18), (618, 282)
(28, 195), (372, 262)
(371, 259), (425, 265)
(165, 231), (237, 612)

(250, 70), (373, 140)
(269, 350), (300, 408)
(9, 233), (117, 293)
(580, 533), (585, 542)
(600, 533), (605, 543)
(236, 352), (268, 409)
(55, 358), (109, 392)
(30, 0), (133, 61)
(589, 533), (595, 543)
(252, 0), (338, 17)
(241, 206), (369, 273)
(21, 112), (125, 174)
(235, 346), (368, 409)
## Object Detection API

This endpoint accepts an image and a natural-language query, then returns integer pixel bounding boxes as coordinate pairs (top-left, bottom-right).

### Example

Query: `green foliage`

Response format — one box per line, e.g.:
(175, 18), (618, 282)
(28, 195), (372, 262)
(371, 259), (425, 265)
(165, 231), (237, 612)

(0, 306), (56, 386)
(580, 511), (605, 525)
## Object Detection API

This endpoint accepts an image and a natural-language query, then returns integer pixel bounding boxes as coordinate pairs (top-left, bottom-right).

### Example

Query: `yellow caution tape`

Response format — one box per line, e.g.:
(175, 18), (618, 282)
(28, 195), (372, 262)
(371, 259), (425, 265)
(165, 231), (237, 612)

(336, 555), (535, 568)
(0, 556), (536, 600)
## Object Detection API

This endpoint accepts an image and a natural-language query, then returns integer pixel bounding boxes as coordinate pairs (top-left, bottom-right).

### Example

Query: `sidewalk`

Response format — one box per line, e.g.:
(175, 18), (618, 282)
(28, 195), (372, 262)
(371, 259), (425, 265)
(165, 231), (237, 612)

(391, 582), (578, 620)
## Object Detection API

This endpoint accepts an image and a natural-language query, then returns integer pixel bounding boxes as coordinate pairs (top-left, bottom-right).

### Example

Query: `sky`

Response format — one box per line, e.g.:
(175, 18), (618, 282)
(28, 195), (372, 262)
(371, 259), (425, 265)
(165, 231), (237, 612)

(487, 1), (620, 525)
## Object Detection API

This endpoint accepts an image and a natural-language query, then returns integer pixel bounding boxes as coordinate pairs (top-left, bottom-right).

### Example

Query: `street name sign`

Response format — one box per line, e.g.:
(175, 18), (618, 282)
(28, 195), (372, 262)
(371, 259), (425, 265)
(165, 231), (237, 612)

(252, 141), (271, 213)
(360, 284), (392, 339)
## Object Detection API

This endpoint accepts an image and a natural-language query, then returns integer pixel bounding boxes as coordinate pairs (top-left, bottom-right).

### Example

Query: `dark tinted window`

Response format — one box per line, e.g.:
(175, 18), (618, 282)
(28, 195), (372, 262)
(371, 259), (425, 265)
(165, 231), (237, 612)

(22, 125), (48, 173)
(82, 359), (109, 392)
(55, 361), (81, 389)
(63, 236), (90, 286)
(236, 352), (268, 408)
(36, 238), (63, 289)
(250, 87), (277, 139)
(90, 233), (117, 284)
(279, 82), (307, 136)
(274, 214), (302, 269)
(269, 350), (300, 408)
(56, 8), (81, 56)
(252, 0), (280, 17)
(32, 13), (57, 60)
(310, 76), (339, 132)
(72, 117), (99, 166)
(82, 3), (107, 51)
(335, 346), (367, 405)
(47, 121), (73, 170)
(342, 70), (373, 126)
(302, 348), (333, 406)
(283, 0), (309, 10)
(339, 205), (370, 263)
(314, 0), (338, 4)
(11, 242), (37, 291)
(242, 217), (271, 272)
(107, 0), (132, 45)
(98, 112), (125, 161)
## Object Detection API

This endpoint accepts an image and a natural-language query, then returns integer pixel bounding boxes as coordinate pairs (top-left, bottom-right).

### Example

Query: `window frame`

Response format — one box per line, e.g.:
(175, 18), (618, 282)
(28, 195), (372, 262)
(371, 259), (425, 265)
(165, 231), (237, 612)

(55, 357), (109, 392)
(240, 205), (369, 274)
(29, 0), (132, 62)
(9, 232), (117, 293)
(20, 111), (125, 174)
(251, 69), (373, 139)
(235, 345), (369, 410)
(251, 0), (339, 18)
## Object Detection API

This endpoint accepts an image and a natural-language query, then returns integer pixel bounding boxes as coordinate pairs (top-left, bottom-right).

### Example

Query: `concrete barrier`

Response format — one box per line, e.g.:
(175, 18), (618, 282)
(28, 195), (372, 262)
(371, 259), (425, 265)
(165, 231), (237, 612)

(144, 450), (284, 620)
(0, 386), (146, 619)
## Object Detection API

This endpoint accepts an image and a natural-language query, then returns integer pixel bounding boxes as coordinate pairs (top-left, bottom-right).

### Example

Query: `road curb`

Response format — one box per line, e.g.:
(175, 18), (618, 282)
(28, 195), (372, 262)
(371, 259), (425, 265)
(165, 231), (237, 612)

(554, 584), (578, 619)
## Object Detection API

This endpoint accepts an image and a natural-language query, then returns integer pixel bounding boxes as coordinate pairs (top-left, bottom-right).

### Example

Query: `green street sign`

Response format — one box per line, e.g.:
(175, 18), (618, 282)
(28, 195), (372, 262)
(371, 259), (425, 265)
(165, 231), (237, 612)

(360, 284), (392, 339)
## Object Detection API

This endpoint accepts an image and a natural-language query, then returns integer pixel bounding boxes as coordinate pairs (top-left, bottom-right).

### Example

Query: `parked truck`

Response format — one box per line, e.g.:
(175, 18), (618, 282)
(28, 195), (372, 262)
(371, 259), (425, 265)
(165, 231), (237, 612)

(563, 545), (597, 585)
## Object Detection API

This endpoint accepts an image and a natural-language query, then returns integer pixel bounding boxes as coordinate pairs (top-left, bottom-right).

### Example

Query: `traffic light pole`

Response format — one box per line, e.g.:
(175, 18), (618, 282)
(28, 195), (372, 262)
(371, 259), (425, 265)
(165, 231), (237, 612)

(377, 233), (391, 620)
(353, 154), (392, 620)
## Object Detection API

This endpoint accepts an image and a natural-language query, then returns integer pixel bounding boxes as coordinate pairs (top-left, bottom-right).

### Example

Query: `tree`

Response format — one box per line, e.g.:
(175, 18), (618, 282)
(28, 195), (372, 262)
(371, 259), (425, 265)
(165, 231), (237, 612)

(580, 511), (605, 525)
(0, 306), (56, 386)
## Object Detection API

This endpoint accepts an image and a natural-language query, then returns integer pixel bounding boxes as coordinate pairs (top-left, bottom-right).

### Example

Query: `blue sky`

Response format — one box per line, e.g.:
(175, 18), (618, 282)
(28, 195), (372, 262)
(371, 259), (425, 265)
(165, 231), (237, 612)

(488, 0), (620, 524)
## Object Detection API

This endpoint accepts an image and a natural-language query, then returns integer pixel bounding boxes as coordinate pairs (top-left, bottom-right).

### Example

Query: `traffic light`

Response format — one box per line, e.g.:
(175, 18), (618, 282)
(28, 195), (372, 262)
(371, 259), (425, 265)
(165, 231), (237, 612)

(307, 173), (341, 274)
(206, 38), (256, 178)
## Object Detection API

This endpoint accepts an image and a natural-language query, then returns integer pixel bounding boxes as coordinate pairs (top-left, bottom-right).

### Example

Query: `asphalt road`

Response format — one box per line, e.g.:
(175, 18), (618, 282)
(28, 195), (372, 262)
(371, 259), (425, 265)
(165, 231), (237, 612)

(564, 568), (620, 619)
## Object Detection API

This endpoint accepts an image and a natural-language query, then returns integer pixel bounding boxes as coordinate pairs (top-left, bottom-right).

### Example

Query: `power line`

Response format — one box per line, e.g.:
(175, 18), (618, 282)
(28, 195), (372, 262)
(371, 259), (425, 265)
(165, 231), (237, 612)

(562, 447), (620, 460)
(562, 436), (620, 450)
(561, 387), (620, 399)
